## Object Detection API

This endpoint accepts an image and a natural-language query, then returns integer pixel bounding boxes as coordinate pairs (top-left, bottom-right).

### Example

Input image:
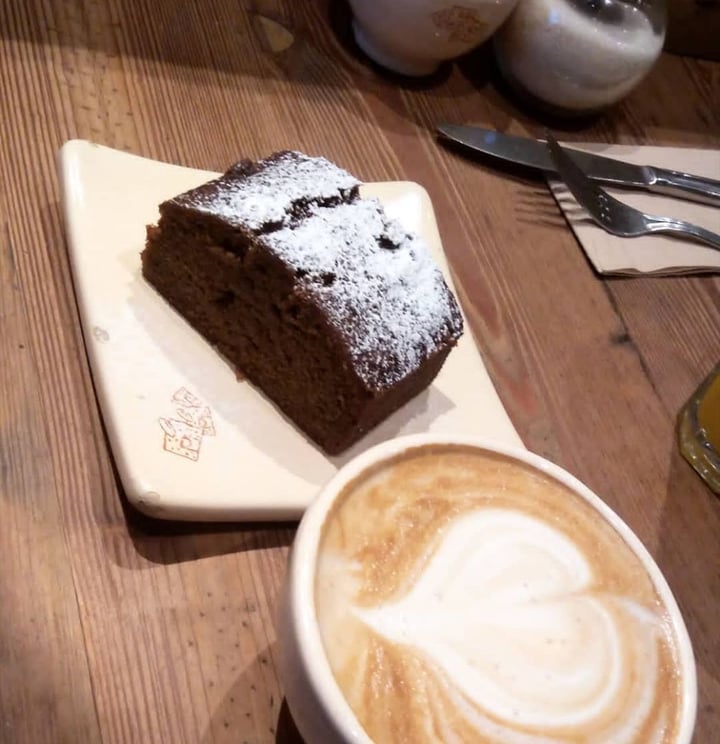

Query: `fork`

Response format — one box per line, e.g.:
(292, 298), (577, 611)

(545, 133), (720, 252)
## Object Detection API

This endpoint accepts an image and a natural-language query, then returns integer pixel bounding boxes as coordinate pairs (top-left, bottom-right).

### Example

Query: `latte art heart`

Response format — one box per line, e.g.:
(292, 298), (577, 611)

(356, 510), (662, 739)
(315, 446), (683, 744)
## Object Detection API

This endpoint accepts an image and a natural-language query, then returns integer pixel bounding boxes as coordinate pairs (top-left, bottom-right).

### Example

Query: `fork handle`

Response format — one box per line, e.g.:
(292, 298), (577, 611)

(646, 217), (720, 252)
(648, 167), (720, 207)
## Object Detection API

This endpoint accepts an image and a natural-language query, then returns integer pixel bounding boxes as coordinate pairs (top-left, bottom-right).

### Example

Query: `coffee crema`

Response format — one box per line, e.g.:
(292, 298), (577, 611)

(314, 445), (683, 744)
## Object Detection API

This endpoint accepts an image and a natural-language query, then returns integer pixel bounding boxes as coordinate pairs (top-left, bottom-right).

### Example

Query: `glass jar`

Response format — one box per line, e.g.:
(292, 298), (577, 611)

(678, 362), (720, 495)
(493, 0), (667, 116)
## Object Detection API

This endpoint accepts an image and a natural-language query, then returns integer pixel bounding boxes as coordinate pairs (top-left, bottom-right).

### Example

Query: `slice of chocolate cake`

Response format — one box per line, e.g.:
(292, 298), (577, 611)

(141, 151), (463, 454)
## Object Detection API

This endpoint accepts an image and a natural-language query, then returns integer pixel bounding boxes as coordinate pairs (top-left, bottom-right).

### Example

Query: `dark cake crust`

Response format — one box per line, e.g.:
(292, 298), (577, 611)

(142, 151), (463, 454)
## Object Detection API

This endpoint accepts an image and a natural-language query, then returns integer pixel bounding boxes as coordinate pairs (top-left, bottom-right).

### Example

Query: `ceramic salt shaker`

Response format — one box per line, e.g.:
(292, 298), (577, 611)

(494, 0), (666, 115)
(347, 0), (521, 76)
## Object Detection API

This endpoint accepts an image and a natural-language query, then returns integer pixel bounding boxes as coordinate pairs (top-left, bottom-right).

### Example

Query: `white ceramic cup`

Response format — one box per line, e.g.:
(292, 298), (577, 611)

(347, 0), (520, 76)
(277, 433), (697, 743)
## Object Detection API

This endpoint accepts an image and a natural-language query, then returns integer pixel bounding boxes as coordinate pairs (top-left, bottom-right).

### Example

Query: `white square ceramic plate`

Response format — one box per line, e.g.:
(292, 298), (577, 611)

(59, 140), (522, 521)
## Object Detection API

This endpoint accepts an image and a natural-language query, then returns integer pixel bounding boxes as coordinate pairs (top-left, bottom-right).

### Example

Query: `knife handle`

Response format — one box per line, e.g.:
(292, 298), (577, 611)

(648, 167), (720, 207)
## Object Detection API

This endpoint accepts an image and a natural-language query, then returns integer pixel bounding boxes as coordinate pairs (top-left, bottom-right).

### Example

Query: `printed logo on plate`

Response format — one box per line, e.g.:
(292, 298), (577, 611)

(159, 388), (216, 461)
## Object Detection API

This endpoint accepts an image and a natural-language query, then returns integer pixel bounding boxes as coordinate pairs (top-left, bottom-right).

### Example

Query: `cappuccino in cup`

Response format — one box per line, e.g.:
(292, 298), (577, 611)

(313, 443), (689, 743)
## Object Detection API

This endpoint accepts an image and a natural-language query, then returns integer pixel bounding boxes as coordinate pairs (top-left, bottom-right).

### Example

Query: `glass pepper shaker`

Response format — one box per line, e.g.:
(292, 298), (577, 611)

(493, 0), (667, 116)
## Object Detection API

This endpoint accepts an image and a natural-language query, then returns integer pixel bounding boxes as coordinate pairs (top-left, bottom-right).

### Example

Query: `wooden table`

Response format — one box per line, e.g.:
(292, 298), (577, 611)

(1, 1), (718, 742)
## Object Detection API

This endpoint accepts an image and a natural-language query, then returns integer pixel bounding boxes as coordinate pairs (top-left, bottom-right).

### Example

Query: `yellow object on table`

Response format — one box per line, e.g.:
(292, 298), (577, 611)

(679, 363), (720, 494)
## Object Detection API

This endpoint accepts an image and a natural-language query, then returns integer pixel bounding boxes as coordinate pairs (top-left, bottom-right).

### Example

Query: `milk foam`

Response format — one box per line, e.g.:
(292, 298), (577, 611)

(314, 446), (682, 744)
(355, 509), (659, 738)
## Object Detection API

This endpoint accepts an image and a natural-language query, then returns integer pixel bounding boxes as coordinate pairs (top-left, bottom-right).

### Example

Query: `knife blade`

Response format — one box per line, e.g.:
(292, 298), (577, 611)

(437, 124), (720, 207)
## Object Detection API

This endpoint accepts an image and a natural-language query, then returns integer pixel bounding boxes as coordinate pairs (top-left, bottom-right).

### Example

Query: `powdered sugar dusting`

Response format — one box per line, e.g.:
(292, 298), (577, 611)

(263, 198), (463, 389)
(171, 151), (360, 231)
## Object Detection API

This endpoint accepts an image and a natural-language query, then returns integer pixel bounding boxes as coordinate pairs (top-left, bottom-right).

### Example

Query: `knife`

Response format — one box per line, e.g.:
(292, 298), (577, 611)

(437, 124), (720, 207)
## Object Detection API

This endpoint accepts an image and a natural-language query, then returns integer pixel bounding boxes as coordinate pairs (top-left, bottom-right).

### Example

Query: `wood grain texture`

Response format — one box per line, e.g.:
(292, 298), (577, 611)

(0, 0), (718, 742)
(0, 189), (101, 743)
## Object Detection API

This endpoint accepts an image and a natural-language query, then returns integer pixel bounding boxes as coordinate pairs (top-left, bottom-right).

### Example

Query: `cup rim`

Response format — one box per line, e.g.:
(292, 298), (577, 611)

(288, 433), (698, 743)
